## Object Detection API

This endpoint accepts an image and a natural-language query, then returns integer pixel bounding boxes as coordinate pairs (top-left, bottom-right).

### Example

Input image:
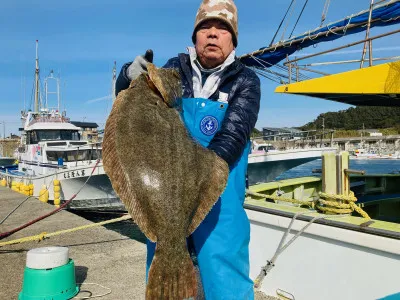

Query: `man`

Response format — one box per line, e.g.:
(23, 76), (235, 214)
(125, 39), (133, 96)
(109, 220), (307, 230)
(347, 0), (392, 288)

(116, 0), (260, 298)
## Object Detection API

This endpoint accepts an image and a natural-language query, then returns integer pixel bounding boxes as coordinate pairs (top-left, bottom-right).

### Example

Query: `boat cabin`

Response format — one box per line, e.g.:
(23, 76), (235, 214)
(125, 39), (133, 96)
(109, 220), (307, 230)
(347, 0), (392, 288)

(18, 111), (102, 174)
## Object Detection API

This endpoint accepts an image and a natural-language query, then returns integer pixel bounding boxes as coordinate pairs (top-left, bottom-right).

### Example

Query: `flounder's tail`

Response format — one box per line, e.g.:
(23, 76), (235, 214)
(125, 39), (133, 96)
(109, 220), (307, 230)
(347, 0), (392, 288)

(146, 244), (197, 300)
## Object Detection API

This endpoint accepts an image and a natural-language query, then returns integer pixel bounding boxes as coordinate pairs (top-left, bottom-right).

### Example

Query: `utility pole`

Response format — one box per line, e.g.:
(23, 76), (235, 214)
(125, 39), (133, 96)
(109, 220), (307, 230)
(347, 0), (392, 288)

(361, 123), (365, 149)
(320, 117), (325, 148)
(0, 121), (5, 139)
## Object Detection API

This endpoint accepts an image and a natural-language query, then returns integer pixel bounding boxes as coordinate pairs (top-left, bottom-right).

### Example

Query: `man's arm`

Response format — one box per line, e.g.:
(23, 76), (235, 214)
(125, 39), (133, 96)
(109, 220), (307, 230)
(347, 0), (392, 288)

(115, 50), (154, 96)
(208, 70), (261, 166)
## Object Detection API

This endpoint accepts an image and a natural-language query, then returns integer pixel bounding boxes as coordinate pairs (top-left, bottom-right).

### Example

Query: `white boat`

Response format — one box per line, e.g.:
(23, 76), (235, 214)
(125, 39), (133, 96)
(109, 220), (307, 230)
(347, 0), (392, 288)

(14, 109), (123, 210)
(1, 41), (122, 211)
(248, 142), (336, 184)
(350, 148), (398, 160)
(246, 204), (400, 300)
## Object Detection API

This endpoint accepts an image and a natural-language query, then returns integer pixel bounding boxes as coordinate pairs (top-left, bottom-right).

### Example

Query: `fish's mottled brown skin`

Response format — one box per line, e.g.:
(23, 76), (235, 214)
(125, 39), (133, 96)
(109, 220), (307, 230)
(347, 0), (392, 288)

(103, 64), (229, 299)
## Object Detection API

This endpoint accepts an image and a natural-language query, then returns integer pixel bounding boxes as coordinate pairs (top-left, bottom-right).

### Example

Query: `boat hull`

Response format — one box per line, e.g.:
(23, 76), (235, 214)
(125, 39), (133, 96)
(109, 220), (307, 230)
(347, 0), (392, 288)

(246, 208), (400, 300)
(60, 174), (125, 211)
(1, 162), (125, 212)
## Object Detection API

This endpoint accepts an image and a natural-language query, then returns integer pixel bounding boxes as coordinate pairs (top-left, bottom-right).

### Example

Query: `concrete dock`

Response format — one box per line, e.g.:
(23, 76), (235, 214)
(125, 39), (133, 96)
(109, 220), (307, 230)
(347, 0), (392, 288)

(0, 186), (275, 300)
(0, 186), (147, 299)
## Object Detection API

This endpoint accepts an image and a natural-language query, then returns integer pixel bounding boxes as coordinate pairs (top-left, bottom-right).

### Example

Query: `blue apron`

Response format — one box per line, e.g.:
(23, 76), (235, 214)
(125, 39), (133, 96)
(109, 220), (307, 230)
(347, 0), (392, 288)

(147, 98), (254, 299)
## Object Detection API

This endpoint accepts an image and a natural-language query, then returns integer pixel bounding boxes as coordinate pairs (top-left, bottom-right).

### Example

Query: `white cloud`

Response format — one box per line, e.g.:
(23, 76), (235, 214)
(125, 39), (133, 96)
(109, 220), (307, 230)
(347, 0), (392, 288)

(85, 95), (112, 104)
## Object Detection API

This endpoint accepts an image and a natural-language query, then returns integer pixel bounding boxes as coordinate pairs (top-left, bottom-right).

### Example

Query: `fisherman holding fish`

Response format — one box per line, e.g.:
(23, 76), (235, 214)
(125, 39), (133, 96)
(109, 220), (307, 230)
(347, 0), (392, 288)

(115, 0), (261, 298)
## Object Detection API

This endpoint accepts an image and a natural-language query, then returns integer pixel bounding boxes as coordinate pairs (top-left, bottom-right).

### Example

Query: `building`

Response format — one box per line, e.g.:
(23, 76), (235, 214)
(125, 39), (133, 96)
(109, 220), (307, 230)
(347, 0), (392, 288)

(71, 121), (99, 143)
(262, 127), (304, 141)
(358, 129), (383, 137)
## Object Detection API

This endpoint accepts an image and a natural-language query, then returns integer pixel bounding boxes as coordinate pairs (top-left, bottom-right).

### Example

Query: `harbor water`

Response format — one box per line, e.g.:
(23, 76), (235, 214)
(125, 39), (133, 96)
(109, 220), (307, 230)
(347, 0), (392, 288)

(276, 158), (400, 180)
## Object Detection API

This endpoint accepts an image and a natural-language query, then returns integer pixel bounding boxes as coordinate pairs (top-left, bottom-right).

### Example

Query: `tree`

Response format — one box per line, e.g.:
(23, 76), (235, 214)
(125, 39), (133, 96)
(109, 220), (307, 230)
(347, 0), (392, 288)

(301, 107), (400, 131)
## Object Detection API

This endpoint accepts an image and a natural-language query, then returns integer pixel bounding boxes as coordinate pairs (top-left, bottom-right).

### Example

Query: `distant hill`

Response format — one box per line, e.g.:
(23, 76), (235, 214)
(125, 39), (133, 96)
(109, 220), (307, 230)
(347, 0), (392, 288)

(301, 106), (400, 131)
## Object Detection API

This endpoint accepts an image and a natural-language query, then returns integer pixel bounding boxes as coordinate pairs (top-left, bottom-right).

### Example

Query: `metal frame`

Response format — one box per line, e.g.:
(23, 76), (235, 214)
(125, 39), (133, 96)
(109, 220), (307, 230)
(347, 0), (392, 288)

(284, 28), (400, 83)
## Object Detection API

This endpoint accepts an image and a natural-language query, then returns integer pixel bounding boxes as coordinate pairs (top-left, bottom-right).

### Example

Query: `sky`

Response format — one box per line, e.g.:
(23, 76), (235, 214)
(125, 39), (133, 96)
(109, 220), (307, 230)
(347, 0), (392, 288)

(0, 0), (399, 137)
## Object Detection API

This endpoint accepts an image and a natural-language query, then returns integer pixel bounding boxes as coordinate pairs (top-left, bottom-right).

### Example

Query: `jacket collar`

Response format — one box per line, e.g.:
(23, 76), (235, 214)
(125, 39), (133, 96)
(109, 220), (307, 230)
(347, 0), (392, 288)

(178, 52), (244, 93)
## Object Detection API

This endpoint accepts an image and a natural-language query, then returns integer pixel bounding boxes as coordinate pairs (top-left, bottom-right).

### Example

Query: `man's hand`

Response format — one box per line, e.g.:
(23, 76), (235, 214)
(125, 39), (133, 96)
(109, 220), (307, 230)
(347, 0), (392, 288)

(126, 49), (154, 81)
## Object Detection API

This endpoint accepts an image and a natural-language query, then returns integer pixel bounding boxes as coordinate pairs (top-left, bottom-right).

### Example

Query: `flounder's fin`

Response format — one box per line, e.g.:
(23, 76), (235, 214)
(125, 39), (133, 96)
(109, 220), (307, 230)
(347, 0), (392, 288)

(146, 243), (197, 299)
(102, 79), (157, 242)
(147, 63), (182, 108)
(188, 154), (229, 235)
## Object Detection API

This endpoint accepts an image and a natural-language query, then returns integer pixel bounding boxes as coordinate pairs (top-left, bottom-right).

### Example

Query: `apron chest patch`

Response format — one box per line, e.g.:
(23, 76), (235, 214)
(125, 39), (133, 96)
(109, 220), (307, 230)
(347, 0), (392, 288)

(200, 116), (219, 136)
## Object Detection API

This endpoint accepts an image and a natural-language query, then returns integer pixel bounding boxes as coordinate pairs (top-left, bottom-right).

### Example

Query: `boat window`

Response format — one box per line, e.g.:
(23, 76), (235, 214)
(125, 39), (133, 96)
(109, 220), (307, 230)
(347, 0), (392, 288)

(257, 145), (275, 152)
(70, 141), (87, 146)
(46, 151), (65, 162)
(27, 130), (80, 144)
(47, 149), (102, 162)
(47, 142), (67, 147)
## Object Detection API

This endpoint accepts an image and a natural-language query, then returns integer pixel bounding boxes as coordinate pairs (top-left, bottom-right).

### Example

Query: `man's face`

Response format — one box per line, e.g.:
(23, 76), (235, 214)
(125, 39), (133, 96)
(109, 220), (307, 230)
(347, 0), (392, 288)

(195, 19), (234, 69)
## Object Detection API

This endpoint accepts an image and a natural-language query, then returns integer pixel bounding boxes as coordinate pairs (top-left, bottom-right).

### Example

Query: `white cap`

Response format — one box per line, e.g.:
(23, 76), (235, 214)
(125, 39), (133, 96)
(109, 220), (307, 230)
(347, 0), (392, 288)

(26, 247), (69, 269)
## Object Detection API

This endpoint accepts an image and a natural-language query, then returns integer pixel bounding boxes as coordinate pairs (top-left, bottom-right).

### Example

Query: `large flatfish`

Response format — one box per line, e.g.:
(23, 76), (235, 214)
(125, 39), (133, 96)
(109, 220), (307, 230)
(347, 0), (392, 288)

(103, 64), (229, 299)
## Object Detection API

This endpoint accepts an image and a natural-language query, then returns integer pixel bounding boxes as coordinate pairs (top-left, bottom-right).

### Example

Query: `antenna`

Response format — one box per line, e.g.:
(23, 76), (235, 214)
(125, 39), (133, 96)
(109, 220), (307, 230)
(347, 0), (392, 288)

(34, 40), (40, 112)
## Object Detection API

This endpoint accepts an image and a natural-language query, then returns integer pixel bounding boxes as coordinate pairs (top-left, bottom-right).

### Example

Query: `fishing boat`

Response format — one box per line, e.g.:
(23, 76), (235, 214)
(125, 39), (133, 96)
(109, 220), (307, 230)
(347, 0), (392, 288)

(351, 148), (386, 159)
(240, 0), (400, 299)
(0, 41), (122, 211)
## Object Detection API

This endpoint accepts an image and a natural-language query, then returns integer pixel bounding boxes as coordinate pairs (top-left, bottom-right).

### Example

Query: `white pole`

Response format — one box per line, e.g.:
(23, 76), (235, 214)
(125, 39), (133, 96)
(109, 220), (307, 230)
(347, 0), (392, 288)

(360, 0), (375, 68)
(112, 61), (116, 102)
(34, 40), (40, 112)
(57, 77), (60, 112)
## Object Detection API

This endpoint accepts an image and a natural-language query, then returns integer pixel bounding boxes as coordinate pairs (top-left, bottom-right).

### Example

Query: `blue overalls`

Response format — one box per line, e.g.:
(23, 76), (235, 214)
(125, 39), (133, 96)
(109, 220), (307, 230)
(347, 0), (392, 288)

(147, 97), (254, 299)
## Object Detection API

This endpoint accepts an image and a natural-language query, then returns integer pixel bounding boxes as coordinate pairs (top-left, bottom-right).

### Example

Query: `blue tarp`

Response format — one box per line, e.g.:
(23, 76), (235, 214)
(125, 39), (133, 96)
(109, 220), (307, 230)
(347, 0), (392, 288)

(241, 1), (400, 68)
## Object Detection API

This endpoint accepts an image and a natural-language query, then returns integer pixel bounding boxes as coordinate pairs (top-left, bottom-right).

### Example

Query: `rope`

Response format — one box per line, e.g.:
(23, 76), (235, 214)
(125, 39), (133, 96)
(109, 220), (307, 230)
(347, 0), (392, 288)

(0, 215), (131, 247)
(316, 191), (371, 219)
(0, 159), (101, 240)
(0, 196), (33, 225)
(246, 189), (370, 219)
(280, 0), (298, 41)
(0, 178), (55, 225)
(246, 189), (315, 208)
(270, 0), (297, 46)
(253, 212), (330, 289)
(320, 0), (332, 26)
(73, 282), (112, 299)
(289, 0), (310, 39)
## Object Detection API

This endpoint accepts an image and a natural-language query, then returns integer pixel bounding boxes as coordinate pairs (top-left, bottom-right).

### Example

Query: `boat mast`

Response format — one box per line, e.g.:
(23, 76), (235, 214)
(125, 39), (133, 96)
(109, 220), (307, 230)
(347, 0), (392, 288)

(44, 70), (61, 112)
(112, 61), (116, 102)
(34, 40), (40, 113)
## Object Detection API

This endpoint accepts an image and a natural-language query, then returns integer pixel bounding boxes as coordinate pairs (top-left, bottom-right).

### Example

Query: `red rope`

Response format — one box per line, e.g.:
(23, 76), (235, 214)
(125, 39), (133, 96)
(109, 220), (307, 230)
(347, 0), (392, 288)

(0, 159), (100, 240)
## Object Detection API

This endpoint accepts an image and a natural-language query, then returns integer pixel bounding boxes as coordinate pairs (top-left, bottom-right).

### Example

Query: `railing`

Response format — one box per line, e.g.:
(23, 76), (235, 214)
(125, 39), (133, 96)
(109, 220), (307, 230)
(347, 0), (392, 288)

(284, 28), (400, 83)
